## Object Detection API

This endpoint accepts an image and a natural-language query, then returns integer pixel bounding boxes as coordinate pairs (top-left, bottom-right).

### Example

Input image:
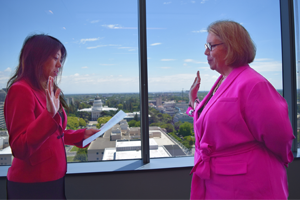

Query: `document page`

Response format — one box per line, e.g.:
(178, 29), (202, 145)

(82, 110), (127, 147)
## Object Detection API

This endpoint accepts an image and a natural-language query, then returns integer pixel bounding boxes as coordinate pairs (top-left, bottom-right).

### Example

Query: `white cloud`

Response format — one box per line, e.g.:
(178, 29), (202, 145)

(118, 47), (136, 51)
(82, 66), (88, 69)
(164, 2), (171, 4)
(74, 73), (80, 76)
(251, 59), (282, 72)
(4, 67), (11, 72)
(151, 43), (161, 46)
(80, 37), (101, 44)
(48, 10), (53, 14)
(254, 58), (272, 62)
(201, 0), (209, 4)
(161, 59), (176, 61)
(86, 44), (120, 49)
(90, 20), (100, 23)
(184, 59), (207, 64)
(102, 24), (136, 29)
(60, 74), (139, 93)
(192, 29), (207, 33)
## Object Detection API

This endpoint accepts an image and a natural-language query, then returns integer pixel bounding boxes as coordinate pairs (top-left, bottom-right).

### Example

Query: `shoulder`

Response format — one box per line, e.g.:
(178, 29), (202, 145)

(234, 66), (273, 90)
(8, 79), (34, 94)
(6, 80), (36, 102)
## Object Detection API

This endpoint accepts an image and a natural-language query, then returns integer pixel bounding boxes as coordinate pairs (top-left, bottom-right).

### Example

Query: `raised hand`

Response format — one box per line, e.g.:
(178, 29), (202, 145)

(189, 71), (201, 109)
(46, 76), (61, 117)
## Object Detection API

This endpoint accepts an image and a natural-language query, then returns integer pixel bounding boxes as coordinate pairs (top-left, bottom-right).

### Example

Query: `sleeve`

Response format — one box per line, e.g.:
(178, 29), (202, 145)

(4, 84), (59, 160)
(243, 81), (295, 167)
(64, 128), (88, 148)
(186, 106), (194, 117)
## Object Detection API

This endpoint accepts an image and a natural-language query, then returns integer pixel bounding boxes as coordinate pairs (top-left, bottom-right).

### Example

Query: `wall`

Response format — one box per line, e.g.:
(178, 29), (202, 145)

(0, 159), (299, 199)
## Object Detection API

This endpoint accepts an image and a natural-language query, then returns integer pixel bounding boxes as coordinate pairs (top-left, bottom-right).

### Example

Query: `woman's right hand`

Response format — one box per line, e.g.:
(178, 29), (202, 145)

(46, 76), (61, 117)
(189, 71), (201, 109)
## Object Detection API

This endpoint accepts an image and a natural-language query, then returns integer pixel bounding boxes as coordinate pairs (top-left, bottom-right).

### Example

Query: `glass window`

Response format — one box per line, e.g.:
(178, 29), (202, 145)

(294, 0), (300, 157)
(0, 0), (140, 164)
(146, 0), (282, 158)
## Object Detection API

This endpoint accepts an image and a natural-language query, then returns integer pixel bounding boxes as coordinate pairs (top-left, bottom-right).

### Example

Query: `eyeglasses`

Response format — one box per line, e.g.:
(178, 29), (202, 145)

(205, 43), (223, 51)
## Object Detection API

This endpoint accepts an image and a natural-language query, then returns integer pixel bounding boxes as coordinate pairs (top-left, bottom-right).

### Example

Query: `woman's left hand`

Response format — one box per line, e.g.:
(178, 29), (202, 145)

(84, 128), (100, 139)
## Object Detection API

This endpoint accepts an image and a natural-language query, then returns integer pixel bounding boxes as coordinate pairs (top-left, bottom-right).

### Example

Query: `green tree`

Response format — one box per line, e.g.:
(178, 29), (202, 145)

(174, 121), (183, 131)
(178, 122), (193, 137)
(128, 120), (137, 127)
(67, 117), (79, 130)
(96, 116), (112, 128)
(117, 104), (123, 110)
(79, 118), (86, 127)
(74, 147), (88, 162)
(161, 123), (175, 133)
(134, 113), (138, 121)
(135, 121), (141, 127)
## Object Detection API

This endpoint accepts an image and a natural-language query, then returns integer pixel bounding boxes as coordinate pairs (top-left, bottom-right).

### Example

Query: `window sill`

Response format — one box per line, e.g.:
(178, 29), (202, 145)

(0, 156), (194, 177)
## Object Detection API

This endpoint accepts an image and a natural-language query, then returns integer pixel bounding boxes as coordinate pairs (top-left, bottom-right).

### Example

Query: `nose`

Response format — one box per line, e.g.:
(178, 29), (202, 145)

(204, 48), (210, 56)
(56, 61), (62, 68)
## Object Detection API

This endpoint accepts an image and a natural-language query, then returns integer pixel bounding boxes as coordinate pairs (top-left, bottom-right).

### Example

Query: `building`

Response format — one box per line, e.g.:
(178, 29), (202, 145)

(0, 146), (12, 166)
(102, 139), (171, 160)
(78, 96), (118, 121)
(65, 97), (74, 106)
(173, 113), (194, 124)
(87, 119), (188, 162)
(0, 136), (9, 149)
(0, 89), (7, 130)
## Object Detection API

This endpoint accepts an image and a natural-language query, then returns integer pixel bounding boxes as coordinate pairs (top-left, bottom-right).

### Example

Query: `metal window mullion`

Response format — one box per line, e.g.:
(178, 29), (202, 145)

(280, 0), (298, 153)
(138, 0), (150, 164)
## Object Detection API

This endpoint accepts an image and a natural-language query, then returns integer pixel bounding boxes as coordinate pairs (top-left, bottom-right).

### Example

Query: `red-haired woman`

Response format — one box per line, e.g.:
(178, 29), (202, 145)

(4, 34), (98, 199)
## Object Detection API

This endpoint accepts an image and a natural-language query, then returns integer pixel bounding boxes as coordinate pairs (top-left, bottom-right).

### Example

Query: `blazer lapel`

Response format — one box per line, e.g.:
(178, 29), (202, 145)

(31, 88), (47, 109)
(194, 65), (249, 142)
(200, 65), (249, 120)
(194, 75), (223, 122)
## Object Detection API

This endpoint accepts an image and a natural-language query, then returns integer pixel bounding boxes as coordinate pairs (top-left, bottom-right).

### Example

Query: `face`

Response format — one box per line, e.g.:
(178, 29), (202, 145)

(205, 32), (227, 74)
(42, 49), (62, 82)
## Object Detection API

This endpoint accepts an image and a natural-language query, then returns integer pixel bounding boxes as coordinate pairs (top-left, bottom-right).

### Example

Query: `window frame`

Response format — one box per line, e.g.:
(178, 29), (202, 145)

(0, 0), (299, 177)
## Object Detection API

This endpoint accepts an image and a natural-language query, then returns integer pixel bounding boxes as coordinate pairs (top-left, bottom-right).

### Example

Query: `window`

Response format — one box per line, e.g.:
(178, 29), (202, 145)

(294, 0), (300, 157)
(0, 0), (298, 175)
(146, 0), (283, 158)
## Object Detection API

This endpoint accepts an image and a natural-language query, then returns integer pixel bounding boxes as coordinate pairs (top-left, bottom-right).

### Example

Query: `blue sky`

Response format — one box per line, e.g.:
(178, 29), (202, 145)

(0, 0), (286, 94)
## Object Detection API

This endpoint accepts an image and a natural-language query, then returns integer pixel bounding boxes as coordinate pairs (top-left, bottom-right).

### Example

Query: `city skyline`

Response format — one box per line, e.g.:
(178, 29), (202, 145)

(0, 0), (288, 94)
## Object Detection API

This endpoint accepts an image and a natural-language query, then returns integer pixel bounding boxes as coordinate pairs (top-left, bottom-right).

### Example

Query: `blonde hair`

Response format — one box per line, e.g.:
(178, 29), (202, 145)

(208, 20), (256, 67)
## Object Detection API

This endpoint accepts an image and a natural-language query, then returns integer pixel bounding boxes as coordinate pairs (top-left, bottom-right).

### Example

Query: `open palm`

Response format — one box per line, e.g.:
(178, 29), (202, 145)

(46, 76), (61, 117)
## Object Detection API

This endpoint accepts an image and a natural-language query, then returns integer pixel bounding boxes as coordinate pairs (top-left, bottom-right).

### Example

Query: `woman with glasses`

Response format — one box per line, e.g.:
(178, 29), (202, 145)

(187, 20), (295, 199)
(4, 34), (99, 199)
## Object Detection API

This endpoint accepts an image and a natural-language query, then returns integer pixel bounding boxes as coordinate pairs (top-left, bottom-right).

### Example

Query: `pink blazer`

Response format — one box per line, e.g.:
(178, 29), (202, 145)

(187, 65), (295, 199)
(4, 79), (86, 183)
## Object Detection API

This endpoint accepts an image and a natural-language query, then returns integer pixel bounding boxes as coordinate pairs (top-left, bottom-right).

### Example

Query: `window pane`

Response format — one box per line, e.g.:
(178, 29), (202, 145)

(146, 0), (282, 158)
(0, 0), (140, 164)
(294, 0), (300, 157)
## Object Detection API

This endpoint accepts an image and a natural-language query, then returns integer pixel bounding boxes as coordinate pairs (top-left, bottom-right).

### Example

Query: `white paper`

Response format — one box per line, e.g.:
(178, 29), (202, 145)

(82, 110), (127, 147)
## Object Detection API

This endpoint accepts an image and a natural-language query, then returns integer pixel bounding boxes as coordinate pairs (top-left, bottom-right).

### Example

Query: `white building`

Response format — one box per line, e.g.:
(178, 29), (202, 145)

(0, 146), (12, 166)
(0, 136), (9, 149)
(78, 97), (118, 121)
(102, 139), (171, 160)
